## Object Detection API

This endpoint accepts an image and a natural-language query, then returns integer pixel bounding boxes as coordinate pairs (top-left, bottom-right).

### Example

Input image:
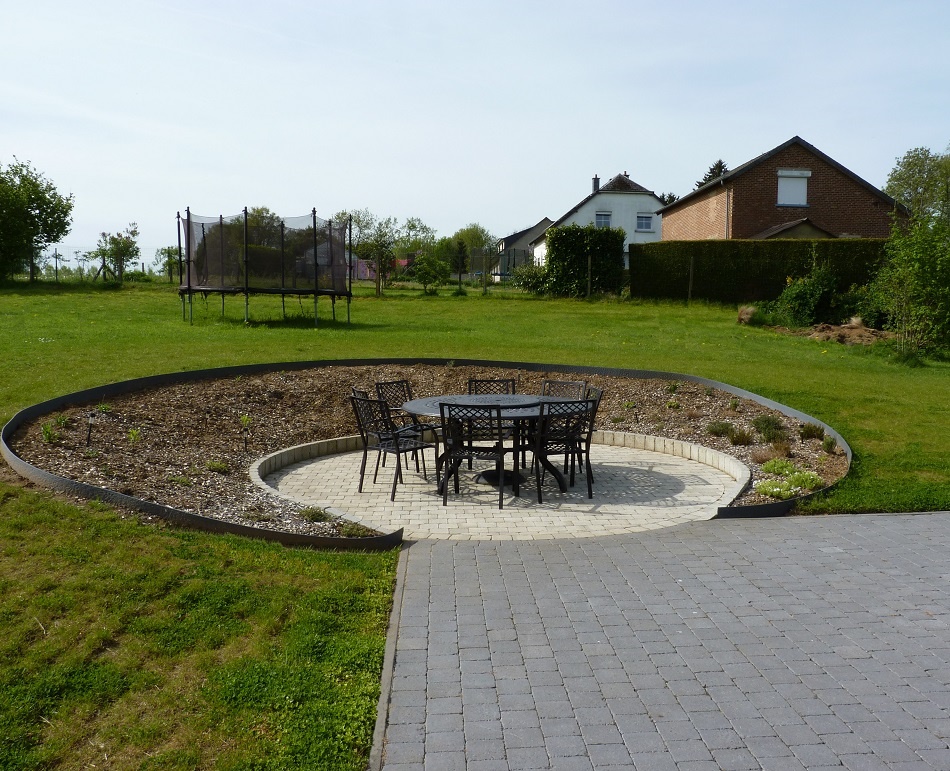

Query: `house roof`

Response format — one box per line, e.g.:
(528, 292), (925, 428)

(531, 173), (662, 245)
(749, 218), (837, 240)
(498, 217), (553, 250)
(656, 136), (907, 214)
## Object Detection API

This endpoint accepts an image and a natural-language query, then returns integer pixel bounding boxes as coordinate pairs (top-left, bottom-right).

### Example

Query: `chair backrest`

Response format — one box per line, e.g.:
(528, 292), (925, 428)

(375, 379), (413, 409)
(541, 379), (587, 399)
(537, 398), (597, 446)
(468, 377), (516, 395)
(351, 395), (395, 443)
(585, 385), (603, 406)
(351, 386), (370, 399)
(440, 402), (506, 448)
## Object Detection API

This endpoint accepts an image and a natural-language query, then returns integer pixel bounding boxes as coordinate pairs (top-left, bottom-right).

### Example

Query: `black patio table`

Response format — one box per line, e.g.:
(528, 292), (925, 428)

(401, 393), (576, 493)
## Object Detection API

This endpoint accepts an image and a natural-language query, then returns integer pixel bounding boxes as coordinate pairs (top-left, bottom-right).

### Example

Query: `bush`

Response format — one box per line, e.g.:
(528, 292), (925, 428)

(706, 420), (734, 437)
(511, 263), (548, 295)
(544, 223), (625, 297)
(752, 414), (787, 442)
(765, 261), (839, 327)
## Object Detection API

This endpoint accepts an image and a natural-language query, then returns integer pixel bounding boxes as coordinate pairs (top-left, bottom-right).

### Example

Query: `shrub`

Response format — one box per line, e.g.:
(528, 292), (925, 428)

(729, 427), (755, 446)
(300, 507), (333, 523)
(511, 263), (549, 295)
(799, 423), (825, 441)
(706, 420), (733, 437)
(822, 435), (838, 454)
(752, 414), (787, 442)
(206, 460), (229, 474)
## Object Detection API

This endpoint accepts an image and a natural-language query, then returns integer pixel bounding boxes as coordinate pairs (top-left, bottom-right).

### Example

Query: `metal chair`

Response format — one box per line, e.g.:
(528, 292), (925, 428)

(541, 379), (587, 399)
(350, 395), (435, 501)
(439, 402), (531, 509)
(467, 377), (516, 395)
(532, 398), (598, 502)
(376, 379), (443, 475)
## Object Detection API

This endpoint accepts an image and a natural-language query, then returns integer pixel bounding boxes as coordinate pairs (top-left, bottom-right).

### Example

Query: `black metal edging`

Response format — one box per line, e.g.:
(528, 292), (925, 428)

(2, 358), (852, 531)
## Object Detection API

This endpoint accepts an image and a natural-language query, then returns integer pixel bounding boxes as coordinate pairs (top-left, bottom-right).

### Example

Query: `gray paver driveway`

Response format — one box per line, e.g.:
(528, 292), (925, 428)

(380, 512), (950, 770)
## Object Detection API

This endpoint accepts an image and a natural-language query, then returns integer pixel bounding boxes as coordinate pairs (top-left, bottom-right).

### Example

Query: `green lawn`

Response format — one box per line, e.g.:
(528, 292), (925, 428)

(1, 280), (948, 769)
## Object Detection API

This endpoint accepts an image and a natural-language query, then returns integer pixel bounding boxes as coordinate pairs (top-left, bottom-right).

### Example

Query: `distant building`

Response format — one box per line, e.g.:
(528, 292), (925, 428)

(659, 136), (907, 240)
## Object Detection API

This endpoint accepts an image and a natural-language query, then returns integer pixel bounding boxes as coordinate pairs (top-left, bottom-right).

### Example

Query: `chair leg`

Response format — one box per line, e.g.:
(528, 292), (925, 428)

(372, 449), (383, 483)
(497, 457), (505, 509)
(391, 451), (402, 501)
(358, 446), (369, 492)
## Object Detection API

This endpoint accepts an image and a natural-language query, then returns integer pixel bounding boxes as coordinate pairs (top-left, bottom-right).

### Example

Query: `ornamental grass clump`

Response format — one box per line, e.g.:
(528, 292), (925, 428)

(752, 414), (787, 443)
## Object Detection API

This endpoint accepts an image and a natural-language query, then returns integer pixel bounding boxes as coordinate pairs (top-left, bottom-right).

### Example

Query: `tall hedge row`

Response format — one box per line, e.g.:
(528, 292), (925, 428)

(545, 224), (625, 297)
(628, 239), (887, 303)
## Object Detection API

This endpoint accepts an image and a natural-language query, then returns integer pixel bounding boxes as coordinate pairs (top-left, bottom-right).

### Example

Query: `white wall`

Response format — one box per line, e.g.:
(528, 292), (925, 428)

(533, 191), (663, 267)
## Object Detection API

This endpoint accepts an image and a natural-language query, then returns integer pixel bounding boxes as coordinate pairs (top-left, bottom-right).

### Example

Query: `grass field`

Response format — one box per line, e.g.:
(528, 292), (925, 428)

(1, 281), (948, 769)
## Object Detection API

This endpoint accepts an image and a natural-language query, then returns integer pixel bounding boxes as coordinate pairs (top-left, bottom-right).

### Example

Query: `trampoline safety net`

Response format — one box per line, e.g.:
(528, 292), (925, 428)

(177, 208), (350, 296)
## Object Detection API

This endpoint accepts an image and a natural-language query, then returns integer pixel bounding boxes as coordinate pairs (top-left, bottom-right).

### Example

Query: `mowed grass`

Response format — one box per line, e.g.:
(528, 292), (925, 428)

(1, 281), (949, 768)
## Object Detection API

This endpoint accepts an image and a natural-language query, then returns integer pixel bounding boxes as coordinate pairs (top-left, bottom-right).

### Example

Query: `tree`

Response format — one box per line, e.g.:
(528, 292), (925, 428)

(88, 223), (140, 282)
(411, 250), (450, 294)
(695, 159), (729, 189)
(0, 159), (74, 280)
(452, 238), (468, 293)
(364, 217), (399, 296)
(871, 217), (950, 358)
(453, 223), (496, 289)
(153, 246), (179, 282)
(657, 192), (680, 205)
(884, 145), (950, 224)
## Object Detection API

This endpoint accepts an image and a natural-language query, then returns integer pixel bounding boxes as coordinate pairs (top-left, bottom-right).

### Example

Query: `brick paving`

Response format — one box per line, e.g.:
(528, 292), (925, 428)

(264, 444), (743, 540)
(380, 513), (950, 770)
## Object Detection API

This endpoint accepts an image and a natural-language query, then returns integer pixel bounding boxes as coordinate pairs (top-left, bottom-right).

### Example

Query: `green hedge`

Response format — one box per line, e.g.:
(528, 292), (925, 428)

(546, 224), (625, 297)
(629, 239), (887, 303)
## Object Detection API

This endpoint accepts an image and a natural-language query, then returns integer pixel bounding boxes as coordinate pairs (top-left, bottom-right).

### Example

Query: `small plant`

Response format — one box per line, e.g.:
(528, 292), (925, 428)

(822, 435), (838, 454)
(41, 421), (60, 443)
(245, 511), (276, 523)
(704, 386), (715, 397)
(206, 460), (229, 474)
(752, 414), (787, 442)
(706, 420), (734, 437)
(55, 414), (69, 428)
(799, 422), (825, 441)
(239, 414), (252, 430)
(83, 449), (99, 458)
(338, 521), (379, 538)
(729, 427), (755, 446)
(685, 408), (703, 420)
(666, 381), (679, 394)
(770, 440), (793, 458)
(751, 446), (781, 464)
(97, 403), (112, 413)
(729, 398), (741, 412)
(170, 475), (192, 486)
(128, 428), (142, 443)
(300, 507), (333, 523)
(666, 399), (680, 410)
(761, 458), (797, 476)
(610, 416), (624, 424)
(622, 401), (636, 410)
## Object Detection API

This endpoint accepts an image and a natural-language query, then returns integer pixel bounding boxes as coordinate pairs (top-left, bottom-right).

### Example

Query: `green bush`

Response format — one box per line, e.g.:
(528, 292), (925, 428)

(544, 223), (625, 297)
(706, 420), (733, 437)
(752, 414), (787, 442)
(511, 263), (548, 295)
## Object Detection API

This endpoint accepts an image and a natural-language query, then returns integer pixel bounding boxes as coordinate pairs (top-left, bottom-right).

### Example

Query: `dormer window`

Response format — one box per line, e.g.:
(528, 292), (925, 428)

(777, 168), (810, 207)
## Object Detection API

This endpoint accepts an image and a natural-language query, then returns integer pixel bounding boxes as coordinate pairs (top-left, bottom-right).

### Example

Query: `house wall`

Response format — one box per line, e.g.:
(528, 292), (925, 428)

(662, 143), (901, 240)
(729, 145), (896, 238)
(660, 187), (731, 240)
(534, 191), (662, 265)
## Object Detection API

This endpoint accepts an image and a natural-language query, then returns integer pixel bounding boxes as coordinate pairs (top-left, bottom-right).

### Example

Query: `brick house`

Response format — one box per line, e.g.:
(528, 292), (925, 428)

(658, 136), (906, 240)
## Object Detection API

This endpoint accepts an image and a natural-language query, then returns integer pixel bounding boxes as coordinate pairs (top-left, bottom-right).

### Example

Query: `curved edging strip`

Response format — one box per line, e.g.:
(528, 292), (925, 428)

(1, 358), (852, 534)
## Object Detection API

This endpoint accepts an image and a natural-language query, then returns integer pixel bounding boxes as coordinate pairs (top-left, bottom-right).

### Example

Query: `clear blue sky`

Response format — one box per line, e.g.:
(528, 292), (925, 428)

(3, 0), (948, 265)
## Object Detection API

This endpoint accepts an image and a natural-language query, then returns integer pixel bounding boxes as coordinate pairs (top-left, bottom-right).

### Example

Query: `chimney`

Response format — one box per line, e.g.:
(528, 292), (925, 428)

(592, 175), (600, 193)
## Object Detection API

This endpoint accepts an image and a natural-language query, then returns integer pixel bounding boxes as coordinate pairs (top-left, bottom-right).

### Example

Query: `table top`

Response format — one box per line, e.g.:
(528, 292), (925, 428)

(402, 393), (572, 419)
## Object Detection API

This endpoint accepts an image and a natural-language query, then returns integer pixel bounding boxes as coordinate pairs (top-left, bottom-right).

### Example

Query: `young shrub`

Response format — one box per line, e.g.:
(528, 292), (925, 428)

(300, 507), (333, 523)
(822, 435), (838, 454)
(752, 414), (786, 442)
(770, 440), (793, 458)
(799, 422), (825, 441)
(729, 427), (755, 446)
(41, 421), (60, 443)
(761, 458), (797, 476)
(706, 420), (734, 437)
(206, 460), (229, 474)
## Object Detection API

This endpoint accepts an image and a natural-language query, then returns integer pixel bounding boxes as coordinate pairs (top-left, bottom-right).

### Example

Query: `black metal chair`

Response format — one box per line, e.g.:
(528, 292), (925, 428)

(541, 379), (587, 399)
(350, 395), (435, 502)
(439, 402), (531, 509)
(375, 379), (443, 473)
(351, 386), (370, 399)
(467, 377), (517, 395)
(532, 398), (598, 502)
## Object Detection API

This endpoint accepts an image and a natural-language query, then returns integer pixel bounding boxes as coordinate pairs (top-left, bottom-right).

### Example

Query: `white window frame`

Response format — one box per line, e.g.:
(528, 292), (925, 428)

(595, 211), (611, 229)
(777, 168), (810, 207)
(635, 213), (653, 232)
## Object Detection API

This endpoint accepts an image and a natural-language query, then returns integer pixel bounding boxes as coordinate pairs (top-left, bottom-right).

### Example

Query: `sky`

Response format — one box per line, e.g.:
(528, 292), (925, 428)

(3, 0), (949, 266)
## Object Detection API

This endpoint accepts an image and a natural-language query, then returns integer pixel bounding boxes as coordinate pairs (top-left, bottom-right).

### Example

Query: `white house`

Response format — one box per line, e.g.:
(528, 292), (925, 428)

(531, 173), (664, 267)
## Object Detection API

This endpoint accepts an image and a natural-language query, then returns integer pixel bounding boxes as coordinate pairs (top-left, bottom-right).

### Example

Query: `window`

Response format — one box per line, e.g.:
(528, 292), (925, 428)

(595, 211), (611, 228)
(636, 213), (653, 231)
(777, 168), (810, 206)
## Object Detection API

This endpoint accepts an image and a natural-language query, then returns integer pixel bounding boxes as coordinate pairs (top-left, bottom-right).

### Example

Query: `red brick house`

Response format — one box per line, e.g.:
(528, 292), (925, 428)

(659, 136), (907, 240)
